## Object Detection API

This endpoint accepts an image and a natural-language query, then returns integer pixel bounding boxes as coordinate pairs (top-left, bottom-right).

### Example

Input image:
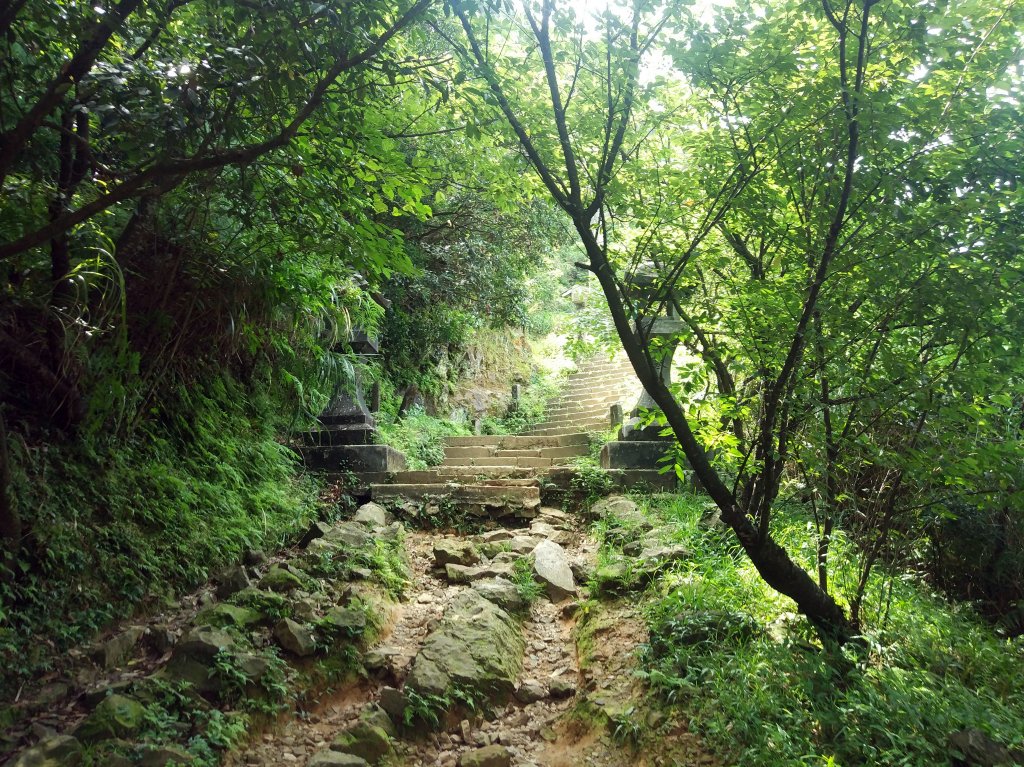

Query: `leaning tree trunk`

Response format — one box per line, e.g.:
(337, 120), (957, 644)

(578, 225), (855, 645)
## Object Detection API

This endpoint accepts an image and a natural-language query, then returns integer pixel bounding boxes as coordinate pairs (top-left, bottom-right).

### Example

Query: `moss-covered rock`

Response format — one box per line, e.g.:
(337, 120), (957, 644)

(8, 735), (83, 767)
(406, 590), (524, 701)
(74, 694), (146, 743)
(195, 603), (264, 629)
(330, 721), (392, 764)
(259, 566), (306, 593)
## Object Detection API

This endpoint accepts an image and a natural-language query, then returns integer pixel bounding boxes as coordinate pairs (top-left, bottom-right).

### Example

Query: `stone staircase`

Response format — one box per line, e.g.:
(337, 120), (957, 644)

(523, 354), (641, 437)
(362, 355), (643, 518)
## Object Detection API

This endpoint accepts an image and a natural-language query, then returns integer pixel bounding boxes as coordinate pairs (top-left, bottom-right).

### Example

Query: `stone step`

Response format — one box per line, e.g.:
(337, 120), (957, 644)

(562, 374), (635, 386)
(358, 466), (538, 485)
(436, 465), (536, 480)
(370, 482), (541, 517)
(525, 425), (604, 437)
(441, 456), (554, 468)
(444, 434), (589, 448)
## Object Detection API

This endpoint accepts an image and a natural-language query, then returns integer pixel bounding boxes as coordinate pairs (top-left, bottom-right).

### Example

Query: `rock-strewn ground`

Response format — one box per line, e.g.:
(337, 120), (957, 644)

(4, 492), (715, 767)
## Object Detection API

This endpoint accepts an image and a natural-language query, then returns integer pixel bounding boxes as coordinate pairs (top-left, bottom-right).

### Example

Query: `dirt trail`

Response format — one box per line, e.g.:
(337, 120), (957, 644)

(229, 520), (647, 767)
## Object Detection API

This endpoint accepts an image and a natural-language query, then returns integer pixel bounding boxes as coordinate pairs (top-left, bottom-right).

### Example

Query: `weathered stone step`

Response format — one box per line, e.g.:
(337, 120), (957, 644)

(444, 434), (589, 448)
(441, 456), (554, 468)
(525, 425), (605, 436)
(370, 483), (541, 518)
(435, 465), (536, 479)
(370, 483), (540, 501)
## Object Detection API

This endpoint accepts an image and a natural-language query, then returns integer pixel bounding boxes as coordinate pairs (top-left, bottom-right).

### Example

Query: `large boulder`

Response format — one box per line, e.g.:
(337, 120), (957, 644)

(531, 540), (576, 601)
(91, 627), (145, 669)
(258, 566), (305, 593)
(273, 618), (316, 657)
(406, 590), (524, 700)
(163, 626), (237, 695)
(214, 564), (251, 599)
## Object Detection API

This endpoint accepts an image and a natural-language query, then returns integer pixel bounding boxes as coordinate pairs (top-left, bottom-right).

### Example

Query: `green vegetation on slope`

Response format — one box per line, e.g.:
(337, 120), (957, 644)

(611, 494), (1024, 766)
(0, 376), (322, 698)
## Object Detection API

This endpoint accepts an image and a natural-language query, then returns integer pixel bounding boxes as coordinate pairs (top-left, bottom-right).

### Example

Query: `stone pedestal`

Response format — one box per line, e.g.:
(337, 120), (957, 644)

(298, 444), (407, 473)
(298, 324), (408, 471)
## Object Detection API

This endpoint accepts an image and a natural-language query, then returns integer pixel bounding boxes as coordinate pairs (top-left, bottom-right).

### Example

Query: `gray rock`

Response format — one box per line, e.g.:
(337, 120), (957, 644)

(274, 618), (316, 657)
(331, 721), (392, 763)
(514, 680), (546, 704)
(434, 539), (481, 567)
(537, 506), (569, 521)
(163, 626), (237, 694)
(569, 560), (592, 583)
(458, 745), (512, 767)
(591, 495), (655, 542)
(173, 626), (236, 659)
(478, 530), (514, 543)
(326, 521), (373, 549)
(548, 675), (577, 699)
(471, 578), (525, 613)
(363, 646), (399, 673)
(325, 606), (367, 635)
(74, 694), (146, 743)
(444, 562), (513, 584)
(529, 521), (571, 545)
(507, 536), (540, 555)
(407, 590), (524, 700)
(531, 540), (576, 601)
(378, 687), (409, 721)
(215, 565), (251, 599)
(91, 627), (144, 670)
(146, 625), (176, 653)
(353, 502), (388, 527)
(949, 728), (1024, 766)
(81, 679), (134, 709)
(637, 543), (691, 568)
(7, 735), (83, 767)
(243, 548), (268, 566)
(308, 751), (369, 767)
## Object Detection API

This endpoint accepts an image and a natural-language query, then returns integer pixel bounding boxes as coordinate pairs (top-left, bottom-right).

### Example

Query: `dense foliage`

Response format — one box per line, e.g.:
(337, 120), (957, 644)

(1, 0), (1022, 750)
(451, 0), (1024, 640)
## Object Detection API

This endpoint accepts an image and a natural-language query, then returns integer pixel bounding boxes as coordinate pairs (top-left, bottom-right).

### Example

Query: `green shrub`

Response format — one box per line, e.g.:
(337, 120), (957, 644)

(638, 494), (1024, 767)
(376, 408), (471, 469)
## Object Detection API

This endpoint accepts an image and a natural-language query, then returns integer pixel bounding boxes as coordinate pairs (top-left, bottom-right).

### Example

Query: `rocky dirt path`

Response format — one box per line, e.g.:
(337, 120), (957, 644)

(229, 512), (647, 767)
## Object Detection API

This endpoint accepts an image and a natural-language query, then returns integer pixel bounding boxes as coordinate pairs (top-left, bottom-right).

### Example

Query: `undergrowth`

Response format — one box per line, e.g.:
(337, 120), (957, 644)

(0, 375), (322, 699)
(376, 407), (470, 469)
(636, 494), (1024, 766)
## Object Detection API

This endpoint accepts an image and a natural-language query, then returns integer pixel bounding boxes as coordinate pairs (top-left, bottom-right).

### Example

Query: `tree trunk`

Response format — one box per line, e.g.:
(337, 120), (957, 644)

(579, 223), (856, 645)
